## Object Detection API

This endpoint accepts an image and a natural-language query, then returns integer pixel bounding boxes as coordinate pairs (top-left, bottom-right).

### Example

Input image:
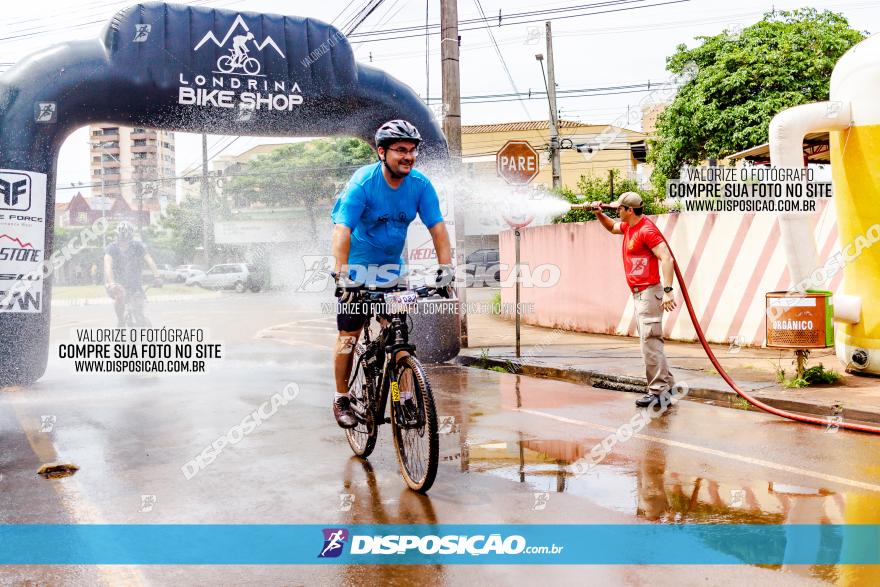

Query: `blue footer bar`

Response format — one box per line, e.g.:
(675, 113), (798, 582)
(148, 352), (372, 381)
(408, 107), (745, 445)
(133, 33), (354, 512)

(1, 524), (878, 565)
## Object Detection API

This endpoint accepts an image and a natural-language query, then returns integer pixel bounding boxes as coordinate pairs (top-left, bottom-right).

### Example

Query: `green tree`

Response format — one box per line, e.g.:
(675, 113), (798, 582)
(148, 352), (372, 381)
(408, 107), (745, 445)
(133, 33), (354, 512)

(226, 137), (374, 209)
(553, 169), (661, 223)
(649, 8), (864, 195)
(156, 198), (204, 264)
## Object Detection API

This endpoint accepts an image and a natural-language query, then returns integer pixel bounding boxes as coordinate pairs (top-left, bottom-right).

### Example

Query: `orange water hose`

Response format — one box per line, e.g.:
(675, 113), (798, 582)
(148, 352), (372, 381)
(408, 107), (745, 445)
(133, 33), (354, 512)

(580, 203), (880, 434)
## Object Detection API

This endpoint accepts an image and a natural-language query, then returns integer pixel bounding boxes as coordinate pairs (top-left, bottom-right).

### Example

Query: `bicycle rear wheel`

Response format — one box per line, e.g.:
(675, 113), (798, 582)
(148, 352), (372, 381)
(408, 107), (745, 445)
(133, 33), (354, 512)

(390, 355), (438, 492)
(345, 344), (379, 458)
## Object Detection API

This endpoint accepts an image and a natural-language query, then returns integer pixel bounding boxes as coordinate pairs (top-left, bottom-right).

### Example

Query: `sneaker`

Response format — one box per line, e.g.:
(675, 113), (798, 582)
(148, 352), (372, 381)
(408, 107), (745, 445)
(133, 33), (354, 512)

(635, 393), (660, 408)
(333, 395), (357, 428)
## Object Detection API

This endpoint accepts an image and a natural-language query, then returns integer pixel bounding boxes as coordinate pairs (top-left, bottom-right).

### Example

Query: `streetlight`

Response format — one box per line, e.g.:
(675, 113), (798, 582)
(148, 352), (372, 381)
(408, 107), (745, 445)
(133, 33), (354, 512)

(90, 139), (121, 247)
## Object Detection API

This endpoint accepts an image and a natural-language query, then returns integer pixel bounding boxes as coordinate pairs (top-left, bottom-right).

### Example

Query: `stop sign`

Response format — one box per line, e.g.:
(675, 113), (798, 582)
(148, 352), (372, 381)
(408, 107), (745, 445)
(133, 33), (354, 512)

(496, 140), (540, 185)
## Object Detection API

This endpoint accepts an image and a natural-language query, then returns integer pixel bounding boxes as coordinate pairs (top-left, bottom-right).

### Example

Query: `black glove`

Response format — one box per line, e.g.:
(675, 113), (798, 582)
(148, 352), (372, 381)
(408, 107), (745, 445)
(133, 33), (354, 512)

(332, 272), (358, 304)
(434, 264), (455, 298)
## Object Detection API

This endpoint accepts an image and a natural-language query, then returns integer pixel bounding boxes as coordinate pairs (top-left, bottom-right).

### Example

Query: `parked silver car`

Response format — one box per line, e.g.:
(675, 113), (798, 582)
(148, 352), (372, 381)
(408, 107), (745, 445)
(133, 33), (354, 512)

(142, 264), (183, 283)
(176, 264), (206, 282)
(187, 263), (265, 293)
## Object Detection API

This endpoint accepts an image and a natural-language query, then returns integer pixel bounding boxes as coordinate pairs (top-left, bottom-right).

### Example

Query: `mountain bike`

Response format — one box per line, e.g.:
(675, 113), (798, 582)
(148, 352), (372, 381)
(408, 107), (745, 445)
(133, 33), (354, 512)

(345, 285), (443, 493)
(217, 49), (260, 75)
(121, 282), (161, 327)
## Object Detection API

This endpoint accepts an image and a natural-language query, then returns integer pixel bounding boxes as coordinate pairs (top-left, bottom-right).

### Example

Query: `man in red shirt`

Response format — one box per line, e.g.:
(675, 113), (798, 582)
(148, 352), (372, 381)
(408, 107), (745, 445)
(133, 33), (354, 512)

(590, 192), (677, 407)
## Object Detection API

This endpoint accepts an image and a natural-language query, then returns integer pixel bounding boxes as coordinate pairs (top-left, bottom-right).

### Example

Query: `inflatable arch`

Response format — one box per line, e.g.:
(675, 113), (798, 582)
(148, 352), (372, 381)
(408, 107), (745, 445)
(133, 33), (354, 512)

(0, 2), (450, 385)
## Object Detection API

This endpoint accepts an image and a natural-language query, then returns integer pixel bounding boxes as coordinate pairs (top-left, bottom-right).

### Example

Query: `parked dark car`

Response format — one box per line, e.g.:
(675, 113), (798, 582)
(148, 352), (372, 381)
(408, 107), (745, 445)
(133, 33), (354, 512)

(465, 248), (500, 286)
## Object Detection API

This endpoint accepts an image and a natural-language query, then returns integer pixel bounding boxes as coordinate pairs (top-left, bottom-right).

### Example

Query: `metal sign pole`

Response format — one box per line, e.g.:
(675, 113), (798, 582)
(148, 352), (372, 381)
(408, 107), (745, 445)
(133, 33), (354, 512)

(515, 227), (521, 358)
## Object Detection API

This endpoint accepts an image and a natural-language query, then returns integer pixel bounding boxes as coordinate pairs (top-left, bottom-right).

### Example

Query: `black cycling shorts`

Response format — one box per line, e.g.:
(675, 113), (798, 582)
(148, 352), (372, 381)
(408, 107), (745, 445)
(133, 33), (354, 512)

(336, 286), (398, 332)
(336, 299), (368, 333)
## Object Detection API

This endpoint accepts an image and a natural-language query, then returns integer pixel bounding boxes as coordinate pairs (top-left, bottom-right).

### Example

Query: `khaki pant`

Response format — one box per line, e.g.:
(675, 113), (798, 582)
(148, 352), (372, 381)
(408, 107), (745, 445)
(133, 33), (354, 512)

(633, 284), (674, 395)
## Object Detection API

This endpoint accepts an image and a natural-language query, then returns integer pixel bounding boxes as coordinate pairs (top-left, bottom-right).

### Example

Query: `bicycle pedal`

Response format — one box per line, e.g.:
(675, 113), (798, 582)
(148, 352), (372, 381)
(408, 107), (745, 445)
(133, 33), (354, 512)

(383, 416), (391, 424)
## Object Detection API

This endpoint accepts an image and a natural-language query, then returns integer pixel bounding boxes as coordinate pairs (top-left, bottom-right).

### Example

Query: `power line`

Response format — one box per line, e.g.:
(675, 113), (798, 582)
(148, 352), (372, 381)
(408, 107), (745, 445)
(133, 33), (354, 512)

(330, 0), (360, 25)
(342, 0), (388, 36)
(0, 0), (229, 44)
(425, 0), (430, 102)
(348, 0), (690, 43)
(57, 162), (370, 191)
(424, 81), (675, 104)
(178, 135), (233, 177)
(473, 0), (532, 120)
(351, 0), (662, 38)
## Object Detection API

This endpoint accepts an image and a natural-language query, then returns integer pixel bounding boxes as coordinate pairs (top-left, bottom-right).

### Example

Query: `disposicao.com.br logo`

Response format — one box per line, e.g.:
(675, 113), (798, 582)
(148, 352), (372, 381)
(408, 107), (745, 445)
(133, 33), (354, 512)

(319, 528), (564, 558)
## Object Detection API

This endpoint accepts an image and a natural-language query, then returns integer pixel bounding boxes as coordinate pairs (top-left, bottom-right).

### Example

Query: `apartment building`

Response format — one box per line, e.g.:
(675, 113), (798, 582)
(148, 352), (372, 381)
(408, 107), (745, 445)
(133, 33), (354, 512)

(88, 125), (176, 224)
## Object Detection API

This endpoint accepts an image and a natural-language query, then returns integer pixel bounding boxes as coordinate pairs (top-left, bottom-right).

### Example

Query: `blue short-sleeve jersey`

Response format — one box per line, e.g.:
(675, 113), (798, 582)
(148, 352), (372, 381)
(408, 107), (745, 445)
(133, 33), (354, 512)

(331, 161), (443, 285)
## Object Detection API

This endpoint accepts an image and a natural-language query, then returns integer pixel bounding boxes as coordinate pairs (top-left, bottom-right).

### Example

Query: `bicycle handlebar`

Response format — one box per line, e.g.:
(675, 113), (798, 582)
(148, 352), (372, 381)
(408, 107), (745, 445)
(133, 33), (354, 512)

(355, 285), (446, 303)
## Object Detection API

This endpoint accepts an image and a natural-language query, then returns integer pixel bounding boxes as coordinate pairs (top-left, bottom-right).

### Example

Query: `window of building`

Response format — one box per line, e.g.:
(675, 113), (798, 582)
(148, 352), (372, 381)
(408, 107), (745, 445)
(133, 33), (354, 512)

(133, 127), (146, 133)
(133, 139), (147, 146)
(77, 212), (88, 223)
(133, 152), (148, 159)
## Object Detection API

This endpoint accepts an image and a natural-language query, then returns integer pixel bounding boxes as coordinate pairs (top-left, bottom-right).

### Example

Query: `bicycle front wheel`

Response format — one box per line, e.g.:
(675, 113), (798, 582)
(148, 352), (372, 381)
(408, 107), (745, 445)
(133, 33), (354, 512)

(345, 344), (378, 458)
(243, 57), (261, 75)
(390, 355), (438, 492)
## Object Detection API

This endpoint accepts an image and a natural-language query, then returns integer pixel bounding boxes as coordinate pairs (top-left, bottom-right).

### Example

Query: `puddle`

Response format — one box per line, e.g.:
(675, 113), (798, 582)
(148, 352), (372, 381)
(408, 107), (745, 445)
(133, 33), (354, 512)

(460, 437), (861, 582)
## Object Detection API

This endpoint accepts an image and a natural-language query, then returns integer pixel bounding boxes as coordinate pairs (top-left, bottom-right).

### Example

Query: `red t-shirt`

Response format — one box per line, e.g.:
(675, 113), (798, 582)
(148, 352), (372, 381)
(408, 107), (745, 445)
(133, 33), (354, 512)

(620, 217), (663, 289)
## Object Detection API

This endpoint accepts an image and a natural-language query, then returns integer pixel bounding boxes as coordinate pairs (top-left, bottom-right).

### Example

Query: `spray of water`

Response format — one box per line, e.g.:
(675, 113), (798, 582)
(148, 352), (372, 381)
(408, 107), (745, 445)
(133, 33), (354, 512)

(433, 169), (572, 231)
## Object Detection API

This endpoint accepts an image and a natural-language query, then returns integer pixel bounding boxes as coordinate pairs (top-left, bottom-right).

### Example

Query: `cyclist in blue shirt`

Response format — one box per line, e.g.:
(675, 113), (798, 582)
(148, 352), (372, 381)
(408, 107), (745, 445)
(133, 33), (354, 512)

(330, 120), (453, 428)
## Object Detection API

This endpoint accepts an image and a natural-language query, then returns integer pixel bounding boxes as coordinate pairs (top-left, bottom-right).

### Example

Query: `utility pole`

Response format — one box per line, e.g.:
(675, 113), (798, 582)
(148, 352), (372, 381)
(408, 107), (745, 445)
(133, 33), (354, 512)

(441, 0), (468, 348)
(545, 21), (561, 189)
(201, 133), (212, 266)
(136, 168), (144, 238)
(99, 152), (107, 248)
(440, 0), (461, 161)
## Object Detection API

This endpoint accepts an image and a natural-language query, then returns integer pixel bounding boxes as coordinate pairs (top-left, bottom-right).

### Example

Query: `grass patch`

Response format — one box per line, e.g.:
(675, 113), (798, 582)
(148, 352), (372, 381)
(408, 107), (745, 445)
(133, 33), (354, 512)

(778, 363), (842, 388)
(731, 396), (751, 410)
(490, 291), (502, 315)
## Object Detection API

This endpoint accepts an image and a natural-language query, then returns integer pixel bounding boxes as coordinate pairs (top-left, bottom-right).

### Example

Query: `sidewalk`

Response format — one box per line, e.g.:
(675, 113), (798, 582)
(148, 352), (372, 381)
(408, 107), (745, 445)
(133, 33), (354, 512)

(456, 291), (880, 426)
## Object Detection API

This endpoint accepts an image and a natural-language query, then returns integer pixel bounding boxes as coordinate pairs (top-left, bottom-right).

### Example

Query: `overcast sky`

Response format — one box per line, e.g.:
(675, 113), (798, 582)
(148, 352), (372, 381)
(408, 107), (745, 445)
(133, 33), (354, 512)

(1, 0), (877, 201)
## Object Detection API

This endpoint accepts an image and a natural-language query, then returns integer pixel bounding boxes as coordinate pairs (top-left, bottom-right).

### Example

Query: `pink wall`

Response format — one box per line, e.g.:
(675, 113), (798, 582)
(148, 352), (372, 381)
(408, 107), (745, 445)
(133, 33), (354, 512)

(498, 205), (842, 346)
(499, 221), (632, 334)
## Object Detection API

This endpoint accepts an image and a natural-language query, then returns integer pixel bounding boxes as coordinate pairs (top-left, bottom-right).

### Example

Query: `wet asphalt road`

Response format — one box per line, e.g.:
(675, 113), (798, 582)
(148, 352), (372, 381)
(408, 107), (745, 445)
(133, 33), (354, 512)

(1, 291), (879, 585)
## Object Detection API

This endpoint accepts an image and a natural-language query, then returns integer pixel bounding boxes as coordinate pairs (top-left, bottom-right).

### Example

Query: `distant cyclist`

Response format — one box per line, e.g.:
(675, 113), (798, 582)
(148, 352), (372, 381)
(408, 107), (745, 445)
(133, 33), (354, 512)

(330, 119), (453, 428)
(104, 221), (161, 327)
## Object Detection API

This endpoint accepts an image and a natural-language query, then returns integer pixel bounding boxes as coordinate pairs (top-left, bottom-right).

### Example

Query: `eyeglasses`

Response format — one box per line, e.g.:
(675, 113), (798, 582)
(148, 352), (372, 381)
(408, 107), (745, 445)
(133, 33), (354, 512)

(386, 147), (419, 157)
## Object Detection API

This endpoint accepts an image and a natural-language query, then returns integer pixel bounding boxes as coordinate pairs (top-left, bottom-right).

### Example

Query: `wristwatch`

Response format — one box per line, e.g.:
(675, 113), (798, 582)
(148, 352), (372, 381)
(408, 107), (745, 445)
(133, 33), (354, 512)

(663, 286), (673, 293)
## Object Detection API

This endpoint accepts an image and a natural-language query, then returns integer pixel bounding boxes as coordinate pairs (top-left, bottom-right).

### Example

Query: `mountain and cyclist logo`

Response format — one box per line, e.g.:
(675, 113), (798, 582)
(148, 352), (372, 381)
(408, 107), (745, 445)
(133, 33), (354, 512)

(193, 15), (286, 76)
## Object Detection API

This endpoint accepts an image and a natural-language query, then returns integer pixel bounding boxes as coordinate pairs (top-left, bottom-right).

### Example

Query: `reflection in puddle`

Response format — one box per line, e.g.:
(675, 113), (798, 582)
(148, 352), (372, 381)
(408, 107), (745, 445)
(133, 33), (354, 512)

(465, 438), (868, 584)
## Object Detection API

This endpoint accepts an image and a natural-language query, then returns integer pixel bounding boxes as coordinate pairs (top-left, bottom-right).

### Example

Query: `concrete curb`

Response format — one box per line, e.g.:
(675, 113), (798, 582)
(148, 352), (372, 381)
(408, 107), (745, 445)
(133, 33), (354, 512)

(52, 293), (223, 307)
(454, 355), (880, 426)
